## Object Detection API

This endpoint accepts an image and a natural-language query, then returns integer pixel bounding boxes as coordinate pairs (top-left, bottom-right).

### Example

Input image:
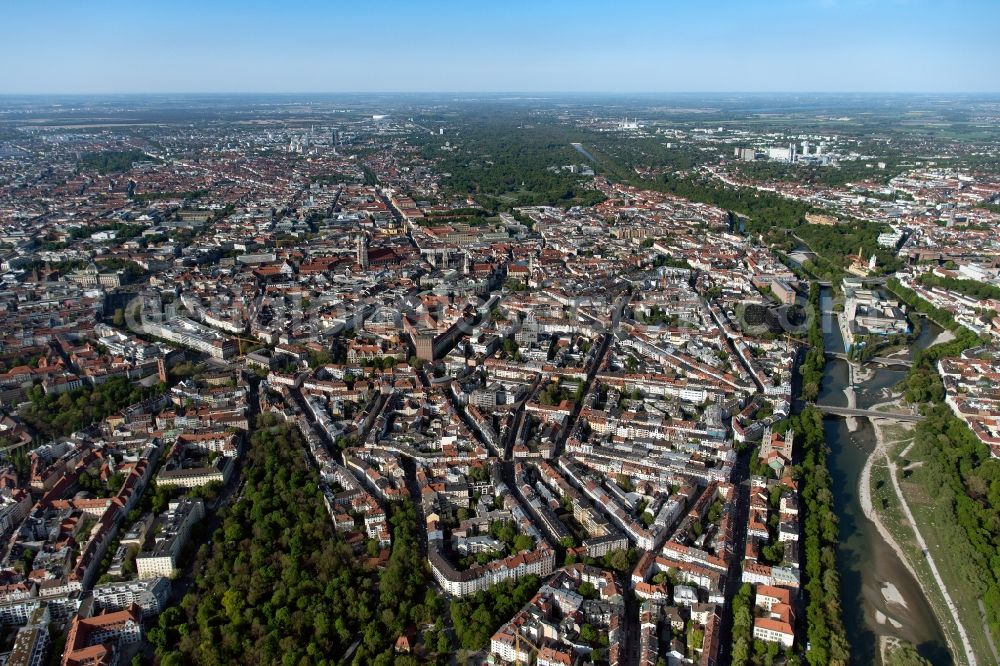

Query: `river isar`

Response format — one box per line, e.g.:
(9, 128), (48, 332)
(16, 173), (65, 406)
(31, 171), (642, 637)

(818, 288), (952, 665)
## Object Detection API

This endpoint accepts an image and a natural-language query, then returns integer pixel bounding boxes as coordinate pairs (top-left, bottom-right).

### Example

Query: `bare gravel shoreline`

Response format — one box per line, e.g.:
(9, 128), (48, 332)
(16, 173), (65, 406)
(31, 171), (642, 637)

(856, 398), (976, 665)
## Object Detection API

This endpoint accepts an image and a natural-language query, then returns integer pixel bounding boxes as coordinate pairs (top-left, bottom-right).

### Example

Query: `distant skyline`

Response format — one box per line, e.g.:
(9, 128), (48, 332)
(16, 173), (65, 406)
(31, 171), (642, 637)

(3, 0), (999, 95)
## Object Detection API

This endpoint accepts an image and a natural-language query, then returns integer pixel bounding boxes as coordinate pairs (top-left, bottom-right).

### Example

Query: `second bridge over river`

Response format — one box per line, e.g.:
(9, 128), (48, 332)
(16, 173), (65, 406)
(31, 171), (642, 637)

(824, 351), (913, 368)
(815, 403), (924, 423)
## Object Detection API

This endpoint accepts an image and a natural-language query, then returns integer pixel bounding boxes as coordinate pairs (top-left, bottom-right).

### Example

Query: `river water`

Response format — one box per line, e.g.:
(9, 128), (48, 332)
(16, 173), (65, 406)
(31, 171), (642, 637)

(818, 290), (952, 665)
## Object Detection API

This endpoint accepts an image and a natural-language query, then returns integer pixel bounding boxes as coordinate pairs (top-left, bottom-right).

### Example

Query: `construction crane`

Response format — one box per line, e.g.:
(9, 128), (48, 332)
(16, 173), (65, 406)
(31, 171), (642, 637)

(512, 630), (540, 665)
(232, 335), (261, 357)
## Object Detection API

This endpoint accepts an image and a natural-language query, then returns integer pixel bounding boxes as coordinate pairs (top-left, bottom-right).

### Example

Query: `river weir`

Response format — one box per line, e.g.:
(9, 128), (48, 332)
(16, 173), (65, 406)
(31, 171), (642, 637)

(818, 288), (952, 665)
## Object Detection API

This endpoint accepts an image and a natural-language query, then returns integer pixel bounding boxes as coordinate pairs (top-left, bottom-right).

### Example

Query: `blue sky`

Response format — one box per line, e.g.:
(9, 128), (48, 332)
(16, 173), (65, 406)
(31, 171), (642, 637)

(2, 0), (997, 93)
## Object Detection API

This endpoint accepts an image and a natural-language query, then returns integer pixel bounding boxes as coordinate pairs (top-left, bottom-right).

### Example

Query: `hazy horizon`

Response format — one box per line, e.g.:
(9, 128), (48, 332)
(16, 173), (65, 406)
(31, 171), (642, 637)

(3, 91), (1000, 96)
(2, 0), (998, 95)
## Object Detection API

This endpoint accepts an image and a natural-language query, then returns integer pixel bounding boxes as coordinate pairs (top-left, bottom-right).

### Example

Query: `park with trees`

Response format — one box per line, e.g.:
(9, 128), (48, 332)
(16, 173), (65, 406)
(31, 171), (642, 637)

(153, 422), (458, 665)
(153, 424), (379, 665)
(20, 376), (163, 440)
(79, 149), (155, 174)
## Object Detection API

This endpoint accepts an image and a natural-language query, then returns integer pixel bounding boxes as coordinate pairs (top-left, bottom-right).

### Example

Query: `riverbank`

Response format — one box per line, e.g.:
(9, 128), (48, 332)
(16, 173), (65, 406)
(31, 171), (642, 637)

(857, 406), (914, 613)
(930, 328), (956, 346)
(820, 286), (952, 663)
(859, 402), (975, 666)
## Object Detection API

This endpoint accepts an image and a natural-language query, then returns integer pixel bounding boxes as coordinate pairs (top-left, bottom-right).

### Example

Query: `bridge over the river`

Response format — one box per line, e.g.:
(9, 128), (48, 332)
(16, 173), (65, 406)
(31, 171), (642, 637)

(815, 404), (923, 423)
(824, 351), (913, 368)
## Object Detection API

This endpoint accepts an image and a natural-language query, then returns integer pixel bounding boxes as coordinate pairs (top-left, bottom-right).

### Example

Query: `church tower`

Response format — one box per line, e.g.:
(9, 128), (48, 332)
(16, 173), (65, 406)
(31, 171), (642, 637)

(357, 234), (369, 270)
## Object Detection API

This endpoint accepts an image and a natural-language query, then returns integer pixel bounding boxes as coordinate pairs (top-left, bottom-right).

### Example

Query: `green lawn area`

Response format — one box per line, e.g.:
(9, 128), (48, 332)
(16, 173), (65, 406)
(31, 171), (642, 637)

(868, 456), (968, 664)
(896, 480), (997, 666)
(874, 436), (998, 666)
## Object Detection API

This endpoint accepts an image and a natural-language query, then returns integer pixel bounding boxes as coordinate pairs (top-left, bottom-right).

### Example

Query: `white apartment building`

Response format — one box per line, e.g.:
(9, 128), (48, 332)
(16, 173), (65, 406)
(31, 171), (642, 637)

(136, 500), (204, 579)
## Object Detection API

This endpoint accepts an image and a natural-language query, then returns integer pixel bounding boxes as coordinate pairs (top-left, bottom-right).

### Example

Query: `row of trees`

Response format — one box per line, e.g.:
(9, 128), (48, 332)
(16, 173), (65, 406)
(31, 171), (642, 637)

(916, 271), (1000, 301)
(730, 582), (755, 665)
(731, 581), (786, 665)
(731, 158), (903, 189)
(799, 282), (826, 401)
(887, 278), (970, 333)
(793, 405), (850, 665)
